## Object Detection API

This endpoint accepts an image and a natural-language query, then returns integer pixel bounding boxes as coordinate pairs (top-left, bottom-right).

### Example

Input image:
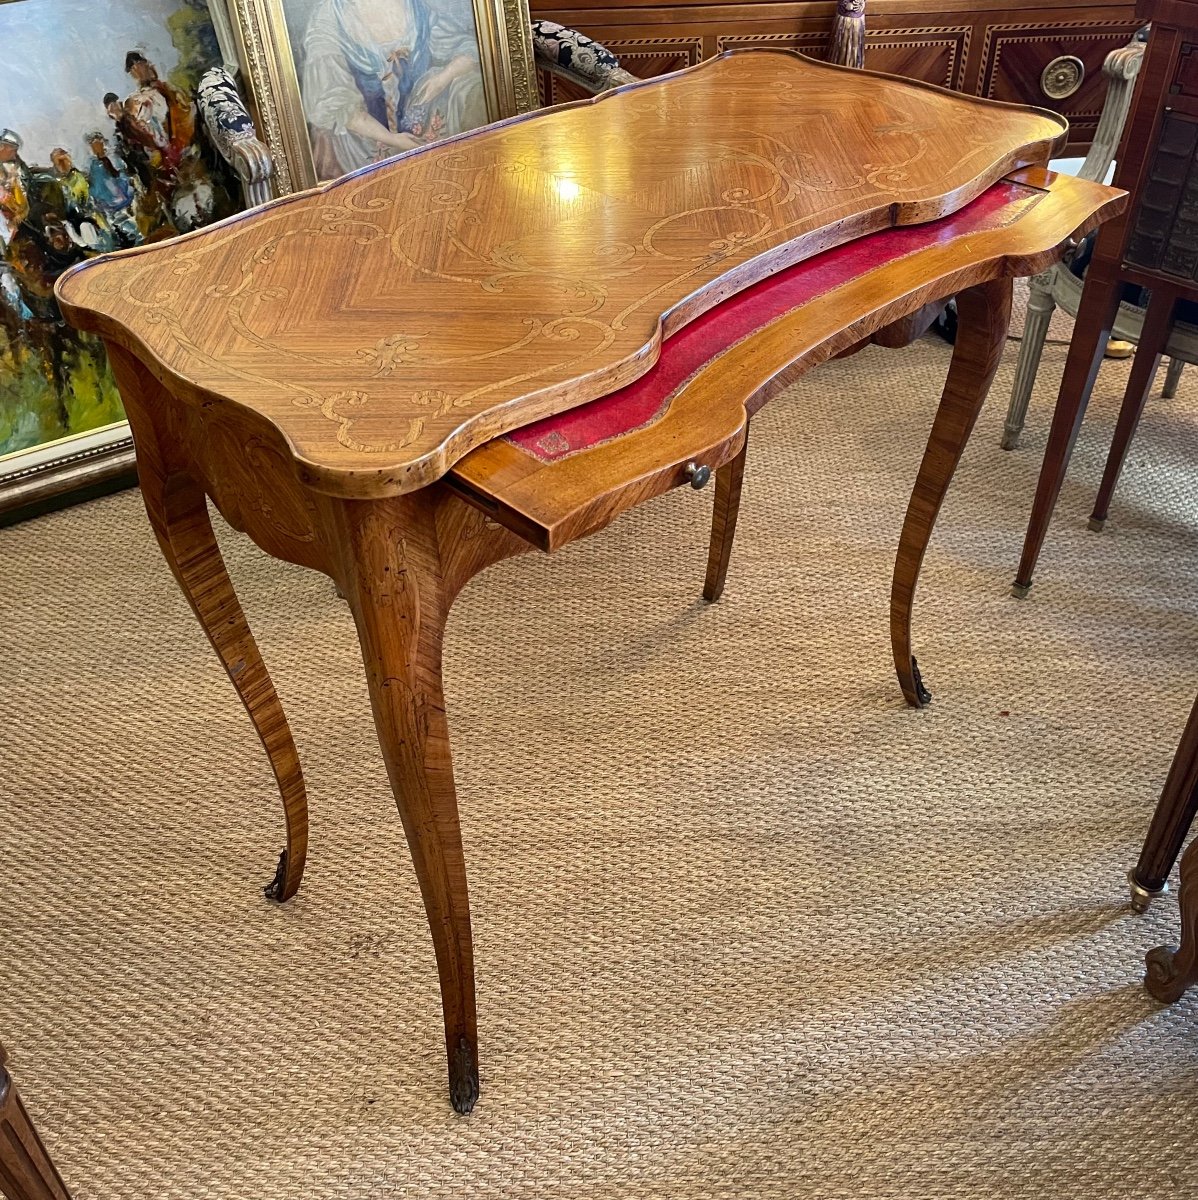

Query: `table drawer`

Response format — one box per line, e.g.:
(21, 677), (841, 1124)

(447, 170), (1124, 553)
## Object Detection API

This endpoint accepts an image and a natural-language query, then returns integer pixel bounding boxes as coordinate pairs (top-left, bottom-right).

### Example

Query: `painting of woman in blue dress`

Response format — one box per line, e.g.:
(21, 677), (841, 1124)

(296, 0), (488, 179)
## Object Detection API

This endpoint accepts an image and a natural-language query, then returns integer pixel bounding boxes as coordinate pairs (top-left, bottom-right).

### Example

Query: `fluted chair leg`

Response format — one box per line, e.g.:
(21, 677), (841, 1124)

(1002, 273), (1056, 450)
(1163, 356), (1184, 399)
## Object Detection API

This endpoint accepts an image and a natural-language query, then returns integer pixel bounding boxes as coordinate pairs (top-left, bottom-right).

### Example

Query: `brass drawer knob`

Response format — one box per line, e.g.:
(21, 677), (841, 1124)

(685, 461), (712, 490)
(1041, 56), (1085, 101)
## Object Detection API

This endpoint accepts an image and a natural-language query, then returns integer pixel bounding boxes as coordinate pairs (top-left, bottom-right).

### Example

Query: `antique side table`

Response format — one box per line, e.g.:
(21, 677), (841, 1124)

(55, 51), (1123, 1113)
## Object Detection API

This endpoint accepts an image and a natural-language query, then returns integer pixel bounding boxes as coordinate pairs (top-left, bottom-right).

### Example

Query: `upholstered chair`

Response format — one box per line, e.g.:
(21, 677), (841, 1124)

(531, 20), (640, 95)
(196, 66), (274, 210)
(1000, 28), (1196, 451)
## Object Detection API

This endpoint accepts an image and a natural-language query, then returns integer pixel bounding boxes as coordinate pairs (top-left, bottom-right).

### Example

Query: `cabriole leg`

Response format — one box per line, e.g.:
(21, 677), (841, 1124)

(148, 474), (309, 901)
(107, 344), (309, 901)
(332, 492), (481, 1114)
(891, 276), (1013, 708)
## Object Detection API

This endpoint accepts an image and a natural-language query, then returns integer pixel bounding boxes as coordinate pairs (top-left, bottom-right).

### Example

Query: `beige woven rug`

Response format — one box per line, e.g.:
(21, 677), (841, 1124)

(5, 297), (1198, 1198)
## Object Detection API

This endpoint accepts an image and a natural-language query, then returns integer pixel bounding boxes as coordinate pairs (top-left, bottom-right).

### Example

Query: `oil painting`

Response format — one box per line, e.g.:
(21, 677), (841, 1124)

(0, 0), (236, 510)
(230, 0), (535, 190)
(292, 0), (489, 179)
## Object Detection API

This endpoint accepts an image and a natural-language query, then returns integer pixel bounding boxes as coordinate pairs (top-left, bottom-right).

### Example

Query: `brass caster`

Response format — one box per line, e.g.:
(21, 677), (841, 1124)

(263, 849), (288, 902)
(1105, 338), (1134, 360)
(1088, 516), (1106, 533)
(1010, 579), (1032, 600)
(449, 1036), (480, 1115)
(1000, 429), (1021, 451)
(910, 656), (932, 707)
(1128, 870), (1167, 914)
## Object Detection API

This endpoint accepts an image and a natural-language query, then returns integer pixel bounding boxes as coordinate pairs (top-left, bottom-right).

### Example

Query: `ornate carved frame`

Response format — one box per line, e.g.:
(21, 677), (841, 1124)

(224, 0), (539, 193)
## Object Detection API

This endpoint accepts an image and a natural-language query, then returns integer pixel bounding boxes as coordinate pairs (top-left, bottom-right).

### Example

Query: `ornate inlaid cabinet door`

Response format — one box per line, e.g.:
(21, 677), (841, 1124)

(976, 18), (1146, 153)
(714, 26), (971, 90)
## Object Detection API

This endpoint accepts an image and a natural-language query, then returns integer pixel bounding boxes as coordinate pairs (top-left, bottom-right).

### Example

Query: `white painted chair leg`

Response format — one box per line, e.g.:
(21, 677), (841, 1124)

(1163, 356), (1184, 399)
(1002, 273), (1057, 450)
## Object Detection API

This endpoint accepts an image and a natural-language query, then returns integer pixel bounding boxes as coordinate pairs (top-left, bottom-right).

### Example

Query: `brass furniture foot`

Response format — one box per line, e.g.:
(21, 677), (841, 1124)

(1128, 869), (1168, 914)
(449, 1037), (480, 1115)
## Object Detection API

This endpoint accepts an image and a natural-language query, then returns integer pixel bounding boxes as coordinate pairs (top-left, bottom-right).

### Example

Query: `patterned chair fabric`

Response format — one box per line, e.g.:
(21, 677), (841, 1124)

(196, 27), (638, 212)
(196, 66), (274, 209)
(532, 20), (639, 93)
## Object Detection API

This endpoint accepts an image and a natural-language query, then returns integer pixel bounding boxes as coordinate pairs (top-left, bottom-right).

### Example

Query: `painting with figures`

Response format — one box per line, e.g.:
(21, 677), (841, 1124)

(280, 0), (490, 181)
(0, 0), (236, 464)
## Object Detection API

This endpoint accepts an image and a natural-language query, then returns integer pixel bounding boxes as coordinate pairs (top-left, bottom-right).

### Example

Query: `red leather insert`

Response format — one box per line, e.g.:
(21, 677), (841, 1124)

(504, 179), (1042, 464)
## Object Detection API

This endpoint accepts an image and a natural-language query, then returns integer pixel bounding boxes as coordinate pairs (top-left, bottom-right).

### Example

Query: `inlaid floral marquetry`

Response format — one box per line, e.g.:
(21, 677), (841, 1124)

(57, 50), (1066, 498)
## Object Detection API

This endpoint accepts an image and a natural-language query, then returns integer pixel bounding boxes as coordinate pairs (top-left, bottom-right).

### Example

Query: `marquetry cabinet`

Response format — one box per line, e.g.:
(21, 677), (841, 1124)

(533, 0), (1140, 154)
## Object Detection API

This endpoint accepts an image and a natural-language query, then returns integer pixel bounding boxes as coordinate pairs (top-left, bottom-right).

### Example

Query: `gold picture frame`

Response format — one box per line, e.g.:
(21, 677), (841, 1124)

(225, 0), (537, 193)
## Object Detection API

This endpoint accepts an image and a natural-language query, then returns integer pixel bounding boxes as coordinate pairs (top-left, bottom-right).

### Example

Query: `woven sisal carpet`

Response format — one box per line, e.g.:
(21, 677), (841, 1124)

(4, 297), (1198, 1198)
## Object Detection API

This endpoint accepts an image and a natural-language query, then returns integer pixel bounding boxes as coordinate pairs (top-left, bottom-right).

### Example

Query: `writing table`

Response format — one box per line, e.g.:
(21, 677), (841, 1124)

(56, 51), (1123, 1113)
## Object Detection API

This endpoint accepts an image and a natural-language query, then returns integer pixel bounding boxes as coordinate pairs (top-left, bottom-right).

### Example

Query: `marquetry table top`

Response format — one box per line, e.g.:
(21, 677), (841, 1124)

(56, 50), (1067, 498)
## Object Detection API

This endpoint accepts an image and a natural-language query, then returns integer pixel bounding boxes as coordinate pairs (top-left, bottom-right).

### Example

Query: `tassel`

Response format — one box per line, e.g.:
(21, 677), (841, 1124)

(827, 0), (866, 70)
